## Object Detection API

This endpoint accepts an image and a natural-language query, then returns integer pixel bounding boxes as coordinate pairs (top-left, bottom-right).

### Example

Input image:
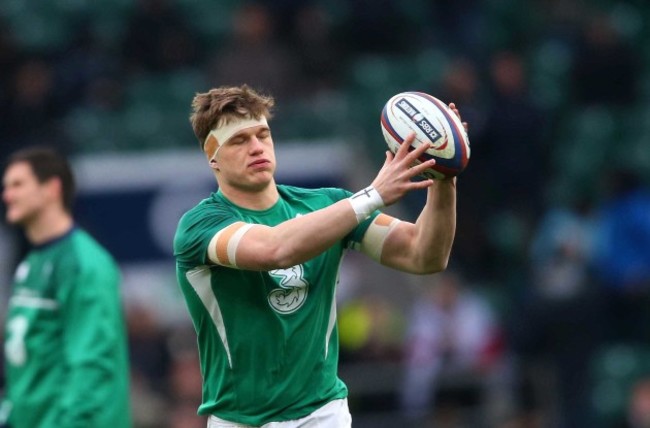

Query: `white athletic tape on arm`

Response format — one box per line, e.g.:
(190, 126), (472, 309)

(208, 222), (254, 268)
(348, 186), (385, 223)
(360, 214), (400, 262)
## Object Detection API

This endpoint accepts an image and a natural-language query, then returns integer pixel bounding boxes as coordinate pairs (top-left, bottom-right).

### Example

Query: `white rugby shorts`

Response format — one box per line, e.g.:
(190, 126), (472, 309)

(207, 398), (351, 428)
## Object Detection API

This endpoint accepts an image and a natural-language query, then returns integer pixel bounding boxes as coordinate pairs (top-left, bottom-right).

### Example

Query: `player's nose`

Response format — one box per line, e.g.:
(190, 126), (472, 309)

(249, 136), (264, 153)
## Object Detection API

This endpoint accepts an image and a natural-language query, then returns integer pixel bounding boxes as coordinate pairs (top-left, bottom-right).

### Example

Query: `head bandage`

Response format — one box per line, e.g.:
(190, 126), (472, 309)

(205, 117), (268, 162)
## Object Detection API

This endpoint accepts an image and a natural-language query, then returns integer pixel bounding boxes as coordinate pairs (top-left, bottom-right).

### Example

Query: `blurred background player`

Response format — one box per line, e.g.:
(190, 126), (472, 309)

(400, 269), (505, 427)
(0, 147), (131, 428)
(173, 84), (460, 426)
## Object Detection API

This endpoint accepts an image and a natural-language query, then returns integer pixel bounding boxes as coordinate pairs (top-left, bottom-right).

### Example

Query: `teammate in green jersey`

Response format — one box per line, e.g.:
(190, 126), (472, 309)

(174, 85), (462, 427)
(1, 148), (132, 428)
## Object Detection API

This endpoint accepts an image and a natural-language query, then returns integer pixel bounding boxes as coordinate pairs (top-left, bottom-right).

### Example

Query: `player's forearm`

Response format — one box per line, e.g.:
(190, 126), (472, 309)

(238, 199), (360, 270)
(273, 199), (360, 266)
(412, 179), (457, 273)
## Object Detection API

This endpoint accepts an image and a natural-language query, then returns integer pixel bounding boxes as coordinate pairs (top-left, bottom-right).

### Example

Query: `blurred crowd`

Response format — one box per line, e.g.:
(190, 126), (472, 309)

(1, 0), (650, 427)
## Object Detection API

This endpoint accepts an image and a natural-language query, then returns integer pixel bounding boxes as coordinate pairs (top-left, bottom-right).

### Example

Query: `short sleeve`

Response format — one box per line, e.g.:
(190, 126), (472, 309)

(173, 203), (239, 267)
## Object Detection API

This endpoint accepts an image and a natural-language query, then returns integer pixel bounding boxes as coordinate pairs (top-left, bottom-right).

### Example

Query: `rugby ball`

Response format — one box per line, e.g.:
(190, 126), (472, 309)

(380, 91), (470, 179)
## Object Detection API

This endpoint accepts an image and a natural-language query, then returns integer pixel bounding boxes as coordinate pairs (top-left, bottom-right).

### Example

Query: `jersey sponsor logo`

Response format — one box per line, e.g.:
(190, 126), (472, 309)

(268, 264), (309, 314)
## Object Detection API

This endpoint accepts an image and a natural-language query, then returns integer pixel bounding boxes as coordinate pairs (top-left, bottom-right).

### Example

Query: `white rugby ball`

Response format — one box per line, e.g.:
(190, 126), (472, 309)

(380, 91), (470, 179)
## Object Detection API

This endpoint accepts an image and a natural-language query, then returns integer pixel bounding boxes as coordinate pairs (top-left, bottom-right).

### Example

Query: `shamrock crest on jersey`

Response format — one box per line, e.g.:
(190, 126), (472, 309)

(268, 265), (309, 314)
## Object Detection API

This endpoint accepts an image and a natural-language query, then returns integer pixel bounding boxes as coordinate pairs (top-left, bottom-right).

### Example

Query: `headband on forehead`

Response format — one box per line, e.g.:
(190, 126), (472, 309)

(205, 116), (269, 164)
(204, 116), (268, 154)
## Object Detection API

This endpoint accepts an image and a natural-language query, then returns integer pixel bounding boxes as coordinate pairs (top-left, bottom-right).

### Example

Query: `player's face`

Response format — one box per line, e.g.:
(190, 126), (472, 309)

(2, 162), (50, 226)
(216, 125), (276, 191)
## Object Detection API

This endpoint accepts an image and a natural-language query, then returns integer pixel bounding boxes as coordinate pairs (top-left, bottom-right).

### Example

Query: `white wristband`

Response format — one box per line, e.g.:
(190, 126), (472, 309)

(349, 186), (385, 223)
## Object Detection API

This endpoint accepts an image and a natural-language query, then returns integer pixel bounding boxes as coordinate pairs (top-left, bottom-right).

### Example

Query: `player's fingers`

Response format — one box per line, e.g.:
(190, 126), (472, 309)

(395, 132), (416, 159)
(449, 102), (462, 121)
(411, 178), (434, 189)
(409, 159), (436, 178)
(404, 141), (431, 165)
(462, 121), (469, 133)
(383, 150), (394, 166)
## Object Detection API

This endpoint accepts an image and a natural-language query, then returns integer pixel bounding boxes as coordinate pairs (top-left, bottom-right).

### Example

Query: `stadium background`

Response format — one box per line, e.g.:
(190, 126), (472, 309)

(1, 0), (650, 427)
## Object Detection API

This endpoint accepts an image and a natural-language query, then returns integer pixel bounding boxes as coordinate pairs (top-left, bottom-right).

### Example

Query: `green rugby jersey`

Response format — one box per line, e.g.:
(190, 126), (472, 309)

(174, 185), (377, 425)
(2, 227), (131, 428)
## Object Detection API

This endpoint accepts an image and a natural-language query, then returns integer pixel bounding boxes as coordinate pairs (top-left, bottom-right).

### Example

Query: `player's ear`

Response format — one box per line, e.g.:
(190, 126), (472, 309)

(205, 135), (220, 170)
(44, 176), (63, 201)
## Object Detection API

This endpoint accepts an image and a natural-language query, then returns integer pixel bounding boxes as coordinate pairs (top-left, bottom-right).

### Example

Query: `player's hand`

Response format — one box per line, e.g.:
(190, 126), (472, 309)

(371, 132), (435, 206)
(448, 102), (469, 133)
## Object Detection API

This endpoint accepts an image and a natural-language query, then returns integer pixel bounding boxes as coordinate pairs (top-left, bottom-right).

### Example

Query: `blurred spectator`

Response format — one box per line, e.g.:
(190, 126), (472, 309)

(167, 349), (204, 427)
(338, 293), (404, 364)
(127, 304), (172, 392)
(571, 12), (640, 107)
(55, 24), (121, 110)
(399, 270), (504, 426)
(0, 23), (19, 138)
(513, 196), (605, 428)
(438, 57), (487, 138)
(593, 169), (650, 343)
(435, 57), (491, 279)
(340, 0), (407, 53)
(265, 0), (306, 43)
(168, 400), (206, 428)
(81, 76), (126, 112)
(208, 3), (300, 102)
(129, 320), (204, 428)
(0, 23), (19, 83)
(430, 0), (486, 56)
(529, 196), (596, 299)
(481, 50), (547, 218)
(448, 50), (546, 282)
(122, 0), (199, 73)
(289, 3), (344, 95)
(130, 371), (169, 428)
(3, 58), (69, 152)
